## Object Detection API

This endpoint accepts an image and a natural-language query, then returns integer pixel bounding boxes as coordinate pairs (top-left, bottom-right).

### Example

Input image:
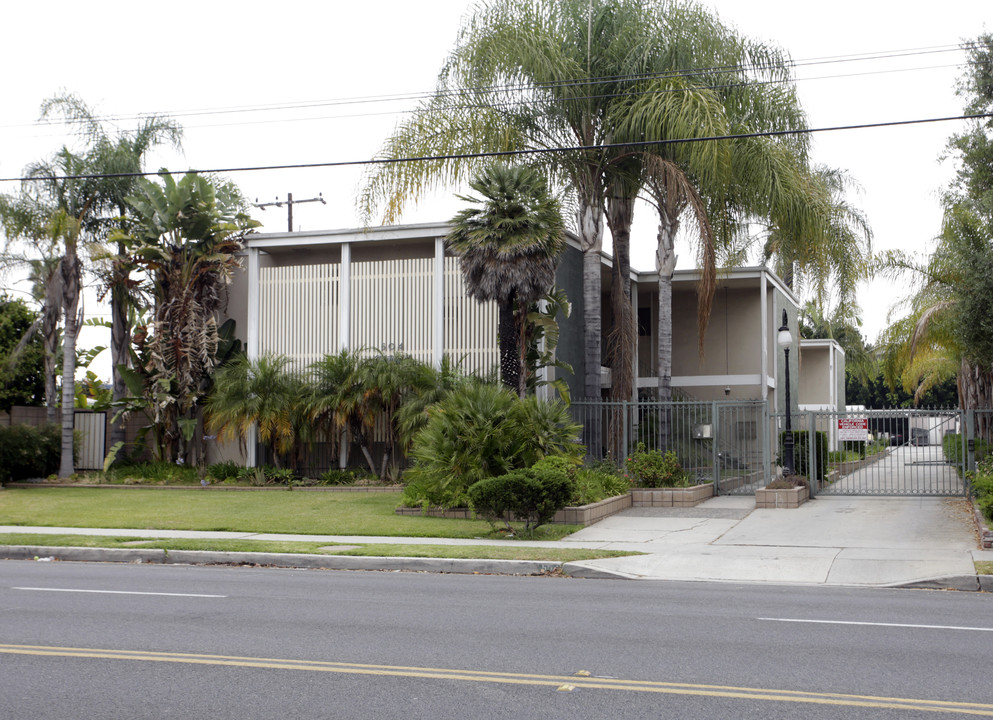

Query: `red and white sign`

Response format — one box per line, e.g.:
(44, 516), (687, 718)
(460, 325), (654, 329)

(838, 418), (869, 442)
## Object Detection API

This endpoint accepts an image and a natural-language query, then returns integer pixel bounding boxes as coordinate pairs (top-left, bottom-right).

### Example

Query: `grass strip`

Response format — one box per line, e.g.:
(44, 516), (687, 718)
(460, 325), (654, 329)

(0, 534), (637, 563)
(976, 561), (993, 575)
(0, 488), (579, 540)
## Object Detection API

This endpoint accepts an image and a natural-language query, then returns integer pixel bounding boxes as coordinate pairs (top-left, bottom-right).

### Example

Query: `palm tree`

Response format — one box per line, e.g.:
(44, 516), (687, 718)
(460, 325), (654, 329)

(307, 349), (378, 475)
(41, 94), (182, 451)
(360, 1), (824, 423)
(760, 166), (873, 316)
(205, 354), (305, 469)
(446, 164), (566, 397)
(124, 172), (258, 462)
(0, 247), (63, 422)
(17, 147), (95, 478)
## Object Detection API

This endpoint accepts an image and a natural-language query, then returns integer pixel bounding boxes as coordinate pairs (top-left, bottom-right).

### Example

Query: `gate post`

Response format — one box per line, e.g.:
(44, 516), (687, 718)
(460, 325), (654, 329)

(808, 411), (818, 497)
(966, 409), (976, 495)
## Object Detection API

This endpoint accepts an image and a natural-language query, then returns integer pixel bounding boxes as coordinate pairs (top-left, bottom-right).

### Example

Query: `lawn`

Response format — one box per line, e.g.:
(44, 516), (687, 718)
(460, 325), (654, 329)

(0, 533), (633, 563)
(0, 487), (580, 540)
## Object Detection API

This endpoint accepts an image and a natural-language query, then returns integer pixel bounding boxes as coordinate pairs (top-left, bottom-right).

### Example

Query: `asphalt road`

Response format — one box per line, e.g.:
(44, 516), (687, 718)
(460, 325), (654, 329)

(2, 561), (992, 719)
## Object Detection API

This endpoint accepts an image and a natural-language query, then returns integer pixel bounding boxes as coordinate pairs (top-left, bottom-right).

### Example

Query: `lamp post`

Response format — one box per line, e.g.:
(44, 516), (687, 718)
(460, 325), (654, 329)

(777, 309), (795, 477)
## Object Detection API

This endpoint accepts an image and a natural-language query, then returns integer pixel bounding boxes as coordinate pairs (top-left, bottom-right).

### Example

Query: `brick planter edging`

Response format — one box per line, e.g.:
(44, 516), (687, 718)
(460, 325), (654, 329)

(630, 483), (714, 508)
(395, 494), (632, 527)
(972, 502), (993, 549)
(755, 484), (809, 509)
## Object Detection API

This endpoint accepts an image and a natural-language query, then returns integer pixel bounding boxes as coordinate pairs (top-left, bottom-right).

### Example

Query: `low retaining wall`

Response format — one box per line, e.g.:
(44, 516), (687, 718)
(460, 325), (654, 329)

(973, 504), (993, 549)
(755, 484), (809, 509)
(630, 483), (713, 508)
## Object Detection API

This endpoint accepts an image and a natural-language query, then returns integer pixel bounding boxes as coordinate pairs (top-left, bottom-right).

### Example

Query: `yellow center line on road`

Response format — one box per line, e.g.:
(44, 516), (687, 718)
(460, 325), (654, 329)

(2, 643), (991, 716)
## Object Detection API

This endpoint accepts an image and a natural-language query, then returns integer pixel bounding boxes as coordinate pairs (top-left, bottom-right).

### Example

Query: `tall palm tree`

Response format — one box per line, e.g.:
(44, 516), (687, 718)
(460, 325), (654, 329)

(16, 147), (95, 477)
(446, 164), (566, 397)
(361, 0), (820, 419)
(41, 93), (183, 451)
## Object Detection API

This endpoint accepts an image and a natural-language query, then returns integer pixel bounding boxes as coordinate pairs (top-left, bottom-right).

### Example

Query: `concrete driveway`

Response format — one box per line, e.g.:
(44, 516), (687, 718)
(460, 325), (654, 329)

(562, 494), (986, 586)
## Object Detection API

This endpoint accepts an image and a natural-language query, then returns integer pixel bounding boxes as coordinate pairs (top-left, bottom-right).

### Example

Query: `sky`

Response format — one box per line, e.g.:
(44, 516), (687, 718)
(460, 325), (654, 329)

(1, 0), (990, 379)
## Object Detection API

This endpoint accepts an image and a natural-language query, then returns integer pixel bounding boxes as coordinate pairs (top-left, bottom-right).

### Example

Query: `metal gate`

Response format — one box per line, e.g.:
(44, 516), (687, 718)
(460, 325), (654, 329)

(570, 399), (769, 492)
(775, 408), (967, 497)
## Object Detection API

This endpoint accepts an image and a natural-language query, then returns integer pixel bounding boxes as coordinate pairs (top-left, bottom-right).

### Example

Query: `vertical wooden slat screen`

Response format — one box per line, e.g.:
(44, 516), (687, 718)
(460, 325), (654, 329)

(259, 256), (497, 377)
(259, 263), (340, 369)
(444, 256), (498, 376)
(350, 258), (434, 363)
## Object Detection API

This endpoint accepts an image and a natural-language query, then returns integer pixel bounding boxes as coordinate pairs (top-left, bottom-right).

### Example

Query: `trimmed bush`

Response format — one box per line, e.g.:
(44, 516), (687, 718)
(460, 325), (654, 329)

(779, 430), (828, 482)
(0, 423), (60, 482)
(468, 464), (574, 534)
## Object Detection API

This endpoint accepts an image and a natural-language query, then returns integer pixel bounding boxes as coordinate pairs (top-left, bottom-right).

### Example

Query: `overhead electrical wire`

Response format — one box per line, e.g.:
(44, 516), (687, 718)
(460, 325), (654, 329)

(3, 111), (991, 185)
(0, 41), (976, 132)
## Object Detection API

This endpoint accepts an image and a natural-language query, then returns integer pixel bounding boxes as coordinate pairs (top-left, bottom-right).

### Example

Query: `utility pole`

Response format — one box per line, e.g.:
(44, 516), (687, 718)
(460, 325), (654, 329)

(254, 192), (327, 232)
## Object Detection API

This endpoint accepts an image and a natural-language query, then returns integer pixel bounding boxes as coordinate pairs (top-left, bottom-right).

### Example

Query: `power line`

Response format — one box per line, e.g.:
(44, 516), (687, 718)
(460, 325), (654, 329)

(2, 111), (990, 185)
(0, 42), (975, 132)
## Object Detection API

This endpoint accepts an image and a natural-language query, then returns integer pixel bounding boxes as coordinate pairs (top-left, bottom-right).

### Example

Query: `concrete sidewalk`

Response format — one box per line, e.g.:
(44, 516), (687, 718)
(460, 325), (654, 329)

(2, 495), (991, 589)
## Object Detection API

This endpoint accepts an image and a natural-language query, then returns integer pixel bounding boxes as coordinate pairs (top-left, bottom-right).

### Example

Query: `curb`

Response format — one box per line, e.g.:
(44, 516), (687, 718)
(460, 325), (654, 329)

(0, 545), (564, 577)
(891, 574), (989, 592)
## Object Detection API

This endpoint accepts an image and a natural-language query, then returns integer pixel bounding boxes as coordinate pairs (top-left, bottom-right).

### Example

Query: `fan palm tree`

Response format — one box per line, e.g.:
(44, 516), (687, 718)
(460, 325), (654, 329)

(446, 163), (566, 397)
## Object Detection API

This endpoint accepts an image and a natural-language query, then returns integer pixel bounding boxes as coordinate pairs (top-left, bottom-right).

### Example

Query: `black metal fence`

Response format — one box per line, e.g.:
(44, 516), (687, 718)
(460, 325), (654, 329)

(570, 399), (769, 494)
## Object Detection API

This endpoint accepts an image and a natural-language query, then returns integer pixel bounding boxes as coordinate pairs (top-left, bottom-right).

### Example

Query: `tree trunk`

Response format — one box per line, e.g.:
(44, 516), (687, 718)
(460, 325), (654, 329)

(59, 251), (81, 478)
(606, 192), (635, 404)
(43, 316), (58, 424)
(498, 295), (520, 395)
(578, 196), (605, 457)
(606, 191), (636, 460)
(578, 198), (604, 401)
(109, 252), (129, 452)
(656, 212), (679, 452)
(655, 213), (679, 404)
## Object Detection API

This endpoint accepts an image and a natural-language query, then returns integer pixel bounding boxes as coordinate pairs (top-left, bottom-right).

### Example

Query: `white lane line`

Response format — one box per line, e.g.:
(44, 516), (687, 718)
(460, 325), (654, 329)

(13, 587), (225, 598)
(758, 617), (993, 633)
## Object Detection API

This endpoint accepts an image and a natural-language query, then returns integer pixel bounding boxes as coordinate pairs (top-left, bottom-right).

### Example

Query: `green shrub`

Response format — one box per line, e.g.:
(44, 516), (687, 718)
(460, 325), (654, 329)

(570, 468), (630, 505)
(401, 384), (582, 508)
(104, 460), (199, 484)
(207, 461), (242, 482)
(778, 431), (828, 482)
(842, 440), (867, 459)
(235, 465), (296, 486)
(317, 468), (365, 486)
(468, 465), (574, 534)
(624, 443), (688, 488)
(943, 433), (991, 469)
(973, 456), (993, 523)
(0, 423), (60, 482)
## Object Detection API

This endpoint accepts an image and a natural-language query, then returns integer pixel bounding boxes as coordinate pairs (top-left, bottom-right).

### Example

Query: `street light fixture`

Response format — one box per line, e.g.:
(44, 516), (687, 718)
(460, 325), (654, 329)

(777, 309), (795, 477)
